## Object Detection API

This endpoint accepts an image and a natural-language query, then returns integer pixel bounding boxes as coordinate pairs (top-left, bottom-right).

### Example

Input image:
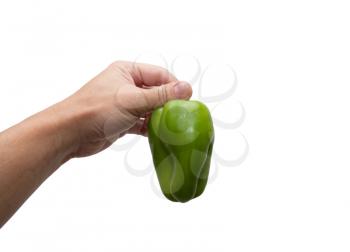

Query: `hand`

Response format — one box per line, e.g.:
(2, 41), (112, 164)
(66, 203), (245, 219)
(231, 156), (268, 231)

(0, 60), (192, 227)
(62, 61), (193, 157)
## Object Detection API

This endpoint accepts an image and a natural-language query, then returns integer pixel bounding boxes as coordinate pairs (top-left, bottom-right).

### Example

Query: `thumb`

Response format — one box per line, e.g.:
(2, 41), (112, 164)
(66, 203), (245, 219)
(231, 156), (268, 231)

(139, 81), (192, 112)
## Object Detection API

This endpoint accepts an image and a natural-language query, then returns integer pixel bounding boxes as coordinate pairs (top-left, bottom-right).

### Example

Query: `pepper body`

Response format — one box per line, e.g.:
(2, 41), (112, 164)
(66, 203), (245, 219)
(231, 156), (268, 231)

(148, 100), (214, 202)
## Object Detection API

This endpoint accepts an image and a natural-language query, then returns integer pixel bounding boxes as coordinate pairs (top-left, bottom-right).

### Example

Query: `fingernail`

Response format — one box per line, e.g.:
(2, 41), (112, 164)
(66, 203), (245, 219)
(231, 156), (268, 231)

(174, 81), (192, 99)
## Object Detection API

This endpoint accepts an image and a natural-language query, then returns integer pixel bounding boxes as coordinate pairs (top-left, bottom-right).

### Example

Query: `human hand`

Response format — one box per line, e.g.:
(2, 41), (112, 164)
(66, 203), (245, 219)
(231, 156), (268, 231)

(61, 61), (192, 158)
(0, 60), (192, 226)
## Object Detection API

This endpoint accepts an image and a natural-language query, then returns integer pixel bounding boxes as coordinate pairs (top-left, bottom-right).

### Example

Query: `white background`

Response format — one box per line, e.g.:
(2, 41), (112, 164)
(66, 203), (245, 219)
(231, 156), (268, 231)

(1, 0), (350, 251)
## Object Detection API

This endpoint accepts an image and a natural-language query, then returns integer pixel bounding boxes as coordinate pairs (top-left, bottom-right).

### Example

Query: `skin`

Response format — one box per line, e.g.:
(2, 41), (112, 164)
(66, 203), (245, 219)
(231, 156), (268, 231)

(0, 61), (192, 228)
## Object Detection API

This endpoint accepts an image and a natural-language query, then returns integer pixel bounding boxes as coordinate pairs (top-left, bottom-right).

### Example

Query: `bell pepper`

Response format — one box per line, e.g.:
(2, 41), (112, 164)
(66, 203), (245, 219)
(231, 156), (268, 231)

(148, 100), (214, 202)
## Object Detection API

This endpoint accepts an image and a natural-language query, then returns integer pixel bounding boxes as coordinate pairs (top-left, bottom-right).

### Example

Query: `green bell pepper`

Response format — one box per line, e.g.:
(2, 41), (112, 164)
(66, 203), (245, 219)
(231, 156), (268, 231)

(148, 100), (214, 202)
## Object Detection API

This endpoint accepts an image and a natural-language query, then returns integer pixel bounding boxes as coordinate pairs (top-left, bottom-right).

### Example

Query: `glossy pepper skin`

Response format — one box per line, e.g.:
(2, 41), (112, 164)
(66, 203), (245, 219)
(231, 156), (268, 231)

(148, 100), (214, 202)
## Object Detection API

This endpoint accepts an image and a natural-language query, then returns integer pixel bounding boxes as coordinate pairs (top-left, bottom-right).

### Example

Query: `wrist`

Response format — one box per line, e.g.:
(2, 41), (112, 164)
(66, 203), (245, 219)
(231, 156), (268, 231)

(50, 94), (106, 160)
(40, 99), (89, 163)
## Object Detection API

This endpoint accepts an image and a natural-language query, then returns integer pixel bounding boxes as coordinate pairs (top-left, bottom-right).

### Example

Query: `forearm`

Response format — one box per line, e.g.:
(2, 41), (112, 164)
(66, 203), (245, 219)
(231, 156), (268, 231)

(0, 61), (191, 228)
(0, 100), (80, 227)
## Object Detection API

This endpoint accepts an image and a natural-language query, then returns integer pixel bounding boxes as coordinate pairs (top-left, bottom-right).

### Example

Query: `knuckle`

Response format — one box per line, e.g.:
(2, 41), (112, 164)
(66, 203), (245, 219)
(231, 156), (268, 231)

(157, 87), (164, 104)
(163, 86), (169, 102)
(109, 60), (125, 69)
(157, 86), (168, 105)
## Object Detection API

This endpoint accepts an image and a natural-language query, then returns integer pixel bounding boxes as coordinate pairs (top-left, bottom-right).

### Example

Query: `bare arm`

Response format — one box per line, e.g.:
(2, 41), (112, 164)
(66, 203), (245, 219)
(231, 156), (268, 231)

(0, 61), (192, 227)
(0, 101), (80, 227)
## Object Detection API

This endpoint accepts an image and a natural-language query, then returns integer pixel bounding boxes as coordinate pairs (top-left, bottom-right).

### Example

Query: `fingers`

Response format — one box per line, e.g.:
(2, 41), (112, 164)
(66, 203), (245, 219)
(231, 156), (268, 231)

(115, 80), (192, 115)
(114, 61), (178, 87)
(110, 61), (192, 122)
(136, 81), (192, 114)
(124, 80), (192, 136)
